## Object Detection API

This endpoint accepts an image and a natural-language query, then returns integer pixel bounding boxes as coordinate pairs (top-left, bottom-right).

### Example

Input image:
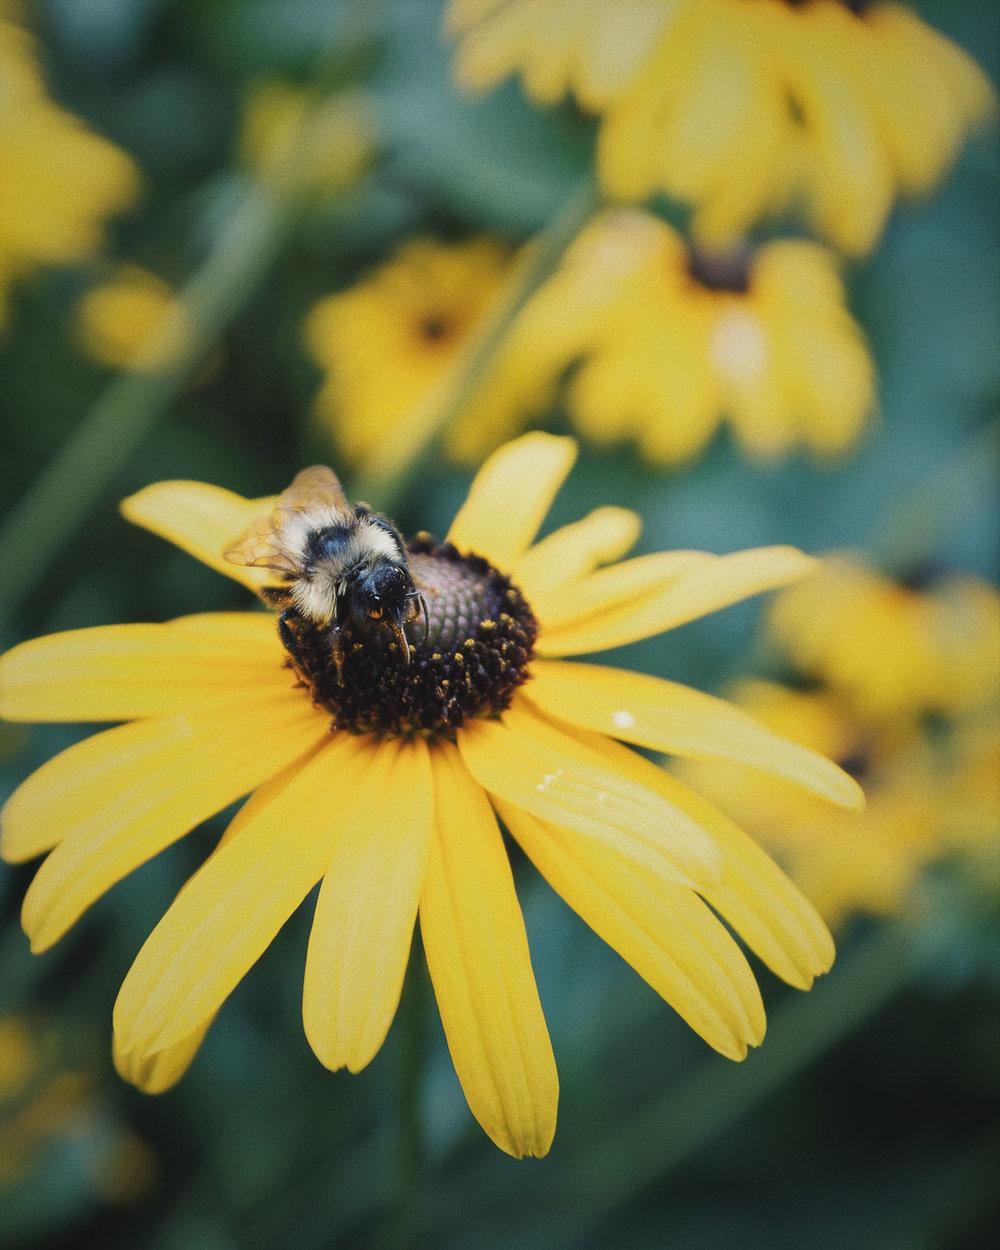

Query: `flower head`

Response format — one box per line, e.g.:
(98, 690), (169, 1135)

(447, 0), (997, 255)
(677, 557), (1000, 927)
(304, 236), (556, 468)
(75, 264), (183, 372)
(0, 13), (140, 331)
(1, 435), (862, 1157)
(523, 209), (874, 463)
(766, 553), (1000, 723)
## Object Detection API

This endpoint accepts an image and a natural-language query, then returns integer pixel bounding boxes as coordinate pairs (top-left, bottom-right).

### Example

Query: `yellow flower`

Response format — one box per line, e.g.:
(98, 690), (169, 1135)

(523, 209), (874, 464)
(238, 78), (374, 196)
(767, 553), (1000, 723)
(674, 679), (999, 929)
(75, 264), (186, 372)
(447, 0), (997, 255)
(0, 14), (141, 331)
(305, 237), (556, 468)
(0, 434), (862, 1157)
(0, 1012), (156, 1199)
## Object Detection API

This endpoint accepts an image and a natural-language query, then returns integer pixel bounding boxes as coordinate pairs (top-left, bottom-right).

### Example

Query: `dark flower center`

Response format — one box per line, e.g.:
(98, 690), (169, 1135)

(282, 536), (537, 737)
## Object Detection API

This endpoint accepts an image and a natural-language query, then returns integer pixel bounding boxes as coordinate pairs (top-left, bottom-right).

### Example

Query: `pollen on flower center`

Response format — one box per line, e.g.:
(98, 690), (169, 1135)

(283, 536), (538, 736)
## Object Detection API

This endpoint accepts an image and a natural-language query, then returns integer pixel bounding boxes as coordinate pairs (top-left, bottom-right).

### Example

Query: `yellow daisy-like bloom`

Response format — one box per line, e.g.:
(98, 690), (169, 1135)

(767, 553), (1000, 724)
(75, 264), (185, 372)
(523, 209), (873, 464)
(0, 434), (863, 1157)
(238, 78), (374, 196)
(0, 13), (141, 331)
(447, 0), (997, 255)
(304, 237), (556, 470)
(674, 680), (999, 929)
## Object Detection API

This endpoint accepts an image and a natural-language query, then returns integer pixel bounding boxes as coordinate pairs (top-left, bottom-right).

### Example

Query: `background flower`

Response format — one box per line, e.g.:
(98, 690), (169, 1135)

(448, 0), (997, 253)
(0, 11), (140, 332)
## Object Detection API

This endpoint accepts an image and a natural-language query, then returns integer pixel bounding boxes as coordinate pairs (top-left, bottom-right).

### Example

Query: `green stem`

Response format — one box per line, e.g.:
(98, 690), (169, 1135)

(0, 179), (296, 634)
(349, 172), (600, 514)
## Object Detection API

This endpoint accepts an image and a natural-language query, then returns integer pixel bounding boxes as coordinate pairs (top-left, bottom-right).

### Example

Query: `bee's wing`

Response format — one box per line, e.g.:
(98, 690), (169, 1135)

(277, 465), (349, 517)
(223, 466), (350, 575)
(223, 508), (302, 575)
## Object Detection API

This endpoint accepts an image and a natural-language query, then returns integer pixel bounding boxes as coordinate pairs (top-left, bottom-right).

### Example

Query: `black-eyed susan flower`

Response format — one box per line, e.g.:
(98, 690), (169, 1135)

(238, 78), (373, 197)
(447, 0), (997, 255)
(0, 434), (863, 1157)
(522, 209), (874, 464)
(0, 11), (140, 332)
(0, 1011), (156, 1201)
(677, 559), (1000, 926)
(674, 679), (999, 930)
(767, 553), (1000, 724)
(75, 264), (184, 372)
(304, 236), (556, 468)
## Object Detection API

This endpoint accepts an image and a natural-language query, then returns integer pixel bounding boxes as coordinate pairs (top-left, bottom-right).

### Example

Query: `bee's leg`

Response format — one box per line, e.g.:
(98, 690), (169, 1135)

(331, 626), (346, 683)
(277, 608), (306, 669)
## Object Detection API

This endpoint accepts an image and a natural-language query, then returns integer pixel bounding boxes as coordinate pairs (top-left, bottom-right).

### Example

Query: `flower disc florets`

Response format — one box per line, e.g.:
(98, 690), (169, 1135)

(285, 536), (537, 737)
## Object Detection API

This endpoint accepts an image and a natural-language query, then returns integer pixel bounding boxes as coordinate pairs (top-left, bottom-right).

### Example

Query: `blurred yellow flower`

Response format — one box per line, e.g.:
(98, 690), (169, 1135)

(1, 433), (862, 1157)
(447, 0), (997, 254)
(75, 264), (185, 371)
(524, 209), (874, 464)
(0, 1013), (155, 1200)
(238, 78), (374, 196)
(675, 679), (999, 930)
(305, 236), (557, 467)
(767, 553), (1000, 724)
(0, 14), (141, 331)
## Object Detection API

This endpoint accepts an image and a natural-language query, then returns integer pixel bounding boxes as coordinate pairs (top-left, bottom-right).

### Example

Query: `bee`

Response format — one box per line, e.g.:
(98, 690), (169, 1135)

(224, 466), (425, 671)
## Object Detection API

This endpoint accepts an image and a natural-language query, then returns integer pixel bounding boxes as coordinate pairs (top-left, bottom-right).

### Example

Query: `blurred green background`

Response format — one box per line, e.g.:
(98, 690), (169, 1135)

(1, 1), (997, 1247)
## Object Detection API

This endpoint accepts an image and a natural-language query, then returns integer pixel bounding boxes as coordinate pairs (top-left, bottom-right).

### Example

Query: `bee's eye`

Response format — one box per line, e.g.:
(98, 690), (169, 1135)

(368, 606), (383, 620)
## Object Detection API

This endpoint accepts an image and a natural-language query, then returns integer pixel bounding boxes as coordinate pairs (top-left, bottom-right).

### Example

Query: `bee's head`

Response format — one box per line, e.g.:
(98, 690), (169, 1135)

(347, 561), (416, 631)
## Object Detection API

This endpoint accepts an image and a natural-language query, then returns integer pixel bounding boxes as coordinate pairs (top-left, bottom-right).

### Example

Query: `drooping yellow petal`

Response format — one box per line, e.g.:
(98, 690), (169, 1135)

(114, 1018), (213, 1094)
(600, 740), (835, 988)
(446, 432), (576, 568)
(458, 697), (721, 890)
(0, 614), (280, 722)
(498, 803), (764, 1059)
(537, 546), (817, 656)
(302, 737), (434, 1074)
(420, 741), (557, 1158)
(120, 481), (276, 591)
(511, 506), (641, 602)
(9, 690), (329, 951)
(523, 659), (864, 808)
(112, 733), (366, 1060)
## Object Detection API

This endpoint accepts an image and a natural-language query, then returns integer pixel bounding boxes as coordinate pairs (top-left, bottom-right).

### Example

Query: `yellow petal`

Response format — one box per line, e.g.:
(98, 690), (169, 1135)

(9, 690), (329, 951)
(510, 506), (641, 602)
(523, 659), (864, 809)
(510, 717), (834, 988)
(302, 737), (434, 1073)
(0, 613), (281, 722)
(114, 1018), (212, 1094)
(620, 752), (836, 988)
(113, 733), (365, 1058)
(120, 481), (277, 591)
(498, 803), (764, 1059)
(420, 741), (557, 1158)
(537, 546), (817, 656)
(446, 432), (576, 568)
(530, 550), (713, 630)
(457, 697), (721, 890)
